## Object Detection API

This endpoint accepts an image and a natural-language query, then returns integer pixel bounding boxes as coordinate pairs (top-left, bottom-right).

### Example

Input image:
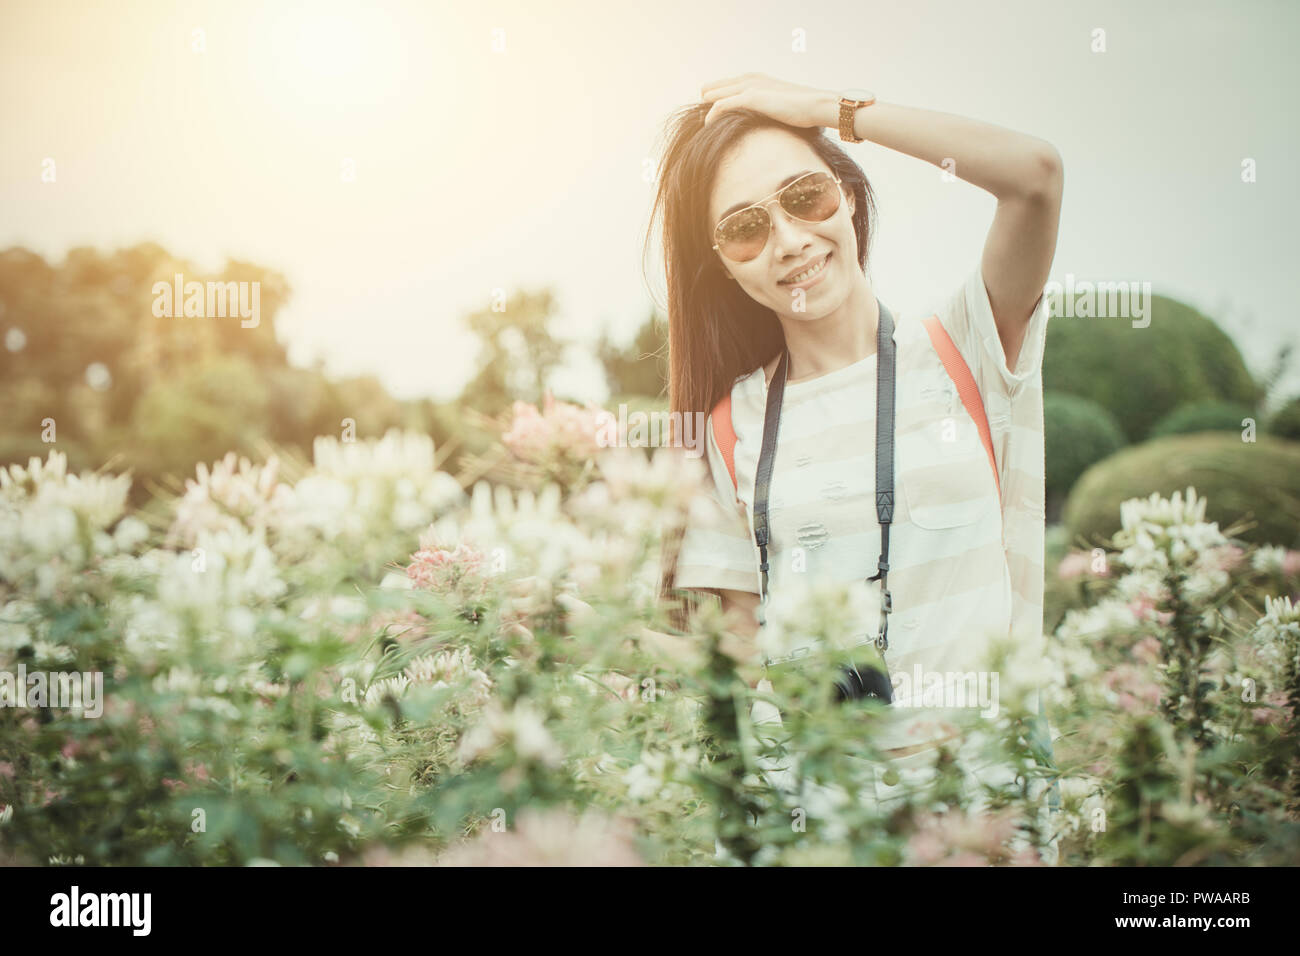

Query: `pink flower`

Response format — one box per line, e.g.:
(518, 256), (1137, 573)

(1057, 552), (1090, 580)
(406, 542), (486, 591)
(1206, 545), (1245, 573)
(501, 391), (607, 467)
(903, 807), (1024, 866)
(432, 807), (645, 866)
(1102, 663), (1162, 715)
(1131, 635), (1162, 666)
(1284, 551), (1300, 578)
(1251, 690), (1292, 727)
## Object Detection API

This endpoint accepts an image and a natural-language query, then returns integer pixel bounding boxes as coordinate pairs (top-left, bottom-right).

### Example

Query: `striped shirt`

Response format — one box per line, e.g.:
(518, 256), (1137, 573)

(675, 263), (1050, 750)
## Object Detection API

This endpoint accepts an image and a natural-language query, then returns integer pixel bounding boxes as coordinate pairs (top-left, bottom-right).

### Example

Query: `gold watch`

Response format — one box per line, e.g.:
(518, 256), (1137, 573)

(837, 88), (877, 143)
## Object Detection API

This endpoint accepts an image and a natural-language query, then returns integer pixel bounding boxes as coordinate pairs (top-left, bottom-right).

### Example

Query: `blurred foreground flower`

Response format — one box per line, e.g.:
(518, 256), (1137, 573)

(502, 391), (606, 466)
(434, 807), (644, 866)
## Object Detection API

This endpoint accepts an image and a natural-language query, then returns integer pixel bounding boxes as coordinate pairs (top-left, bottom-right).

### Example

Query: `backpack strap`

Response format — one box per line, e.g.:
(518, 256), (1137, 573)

(709, 392), (739, 499)
(920, 314), (1001, 503)
(709, 314), (1002, 504)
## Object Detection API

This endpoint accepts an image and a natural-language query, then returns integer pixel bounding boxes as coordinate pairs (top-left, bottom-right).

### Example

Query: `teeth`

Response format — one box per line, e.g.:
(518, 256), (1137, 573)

(781, 254), (829, 284)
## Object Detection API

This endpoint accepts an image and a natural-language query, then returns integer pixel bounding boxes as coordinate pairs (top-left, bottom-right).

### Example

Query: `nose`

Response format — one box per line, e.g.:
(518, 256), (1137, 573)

(768, 205), (817, 262)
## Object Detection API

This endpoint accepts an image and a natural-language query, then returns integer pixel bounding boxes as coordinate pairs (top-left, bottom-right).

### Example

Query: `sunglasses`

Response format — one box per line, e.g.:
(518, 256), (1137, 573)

(711, 171), (844, 263)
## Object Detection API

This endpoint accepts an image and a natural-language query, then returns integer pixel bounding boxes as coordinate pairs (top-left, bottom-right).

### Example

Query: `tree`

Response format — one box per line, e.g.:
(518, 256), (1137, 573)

(596, 310), (668, 401)
(459, 288), (568, 419)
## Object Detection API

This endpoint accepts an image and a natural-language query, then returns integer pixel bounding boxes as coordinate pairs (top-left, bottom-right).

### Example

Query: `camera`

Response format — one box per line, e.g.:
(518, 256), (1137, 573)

(832, 661), (894, 703)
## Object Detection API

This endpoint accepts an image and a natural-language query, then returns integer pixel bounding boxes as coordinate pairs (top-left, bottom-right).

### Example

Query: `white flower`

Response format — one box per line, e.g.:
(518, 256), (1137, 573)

(1251, 545), (1287, 575)
(1251, 595), (1300, 671)
(363, 675), (411, 709)
(1118, 486), (1208, 533)
(153, 666), (203, 697)
(0, 600), (36, 655)
(456, 699), (563, 768)
(1183, 566), (1229, 603)
(1055, 599), (1138, 643)
(760, 574), (880, 662)
(621, 742), (699, 802)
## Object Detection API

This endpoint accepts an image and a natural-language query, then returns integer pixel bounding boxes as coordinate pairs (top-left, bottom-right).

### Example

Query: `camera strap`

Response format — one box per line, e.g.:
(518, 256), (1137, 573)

(753, 300), (896, 657)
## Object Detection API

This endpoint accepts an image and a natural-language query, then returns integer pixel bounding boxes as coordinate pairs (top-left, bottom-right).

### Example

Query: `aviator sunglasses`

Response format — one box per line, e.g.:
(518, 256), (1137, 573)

(712, 170), (844, 263)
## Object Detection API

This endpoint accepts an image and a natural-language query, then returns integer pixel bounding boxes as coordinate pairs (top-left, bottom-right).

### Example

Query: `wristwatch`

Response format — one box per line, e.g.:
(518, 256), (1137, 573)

(837, 88), (877, 143)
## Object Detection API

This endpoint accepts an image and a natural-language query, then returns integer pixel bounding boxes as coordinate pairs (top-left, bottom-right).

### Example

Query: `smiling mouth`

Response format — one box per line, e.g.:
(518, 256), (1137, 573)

(778, 252), (832, 285)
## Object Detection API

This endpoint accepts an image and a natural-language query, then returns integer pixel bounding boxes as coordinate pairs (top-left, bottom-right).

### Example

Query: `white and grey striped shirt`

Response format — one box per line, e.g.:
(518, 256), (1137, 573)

(676, 263), (1050, 749)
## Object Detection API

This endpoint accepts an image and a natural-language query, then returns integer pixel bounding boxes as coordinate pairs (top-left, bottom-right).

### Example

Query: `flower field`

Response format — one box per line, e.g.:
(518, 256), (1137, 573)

(2, 412), (1299, 866)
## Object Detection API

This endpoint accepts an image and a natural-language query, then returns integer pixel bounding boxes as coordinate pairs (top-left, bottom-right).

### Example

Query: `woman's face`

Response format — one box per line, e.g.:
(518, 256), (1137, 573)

(708, 129), (859, 320)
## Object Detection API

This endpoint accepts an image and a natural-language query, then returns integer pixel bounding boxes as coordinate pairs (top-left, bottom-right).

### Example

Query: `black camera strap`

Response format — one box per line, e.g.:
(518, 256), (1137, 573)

(753, 300), (896, 659)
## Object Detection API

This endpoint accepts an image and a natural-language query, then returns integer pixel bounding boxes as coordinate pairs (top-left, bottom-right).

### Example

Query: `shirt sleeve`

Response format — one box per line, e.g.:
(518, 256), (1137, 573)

(673, 411), (761, 595)
(935, 261), (1051, 492)
(937, 261), (1050, 399)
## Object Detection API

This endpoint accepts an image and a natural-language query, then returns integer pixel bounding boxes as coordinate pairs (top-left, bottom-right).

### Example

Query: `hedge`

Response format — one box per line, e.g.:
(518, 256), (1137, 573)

(1149, 400), (1258, 439)
(1043, 391), (1128, 519)
(1042, 294), (1260, 443)
(1063, 432), (1300, 549)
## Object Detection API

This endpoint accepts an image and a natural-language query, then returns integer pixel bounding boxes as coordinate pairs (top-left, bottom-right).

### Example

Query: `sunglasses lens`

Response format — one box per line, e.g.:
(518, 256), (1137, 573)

(715, 172), (842, 262)
(782, 172), (841, 222)
(716, 206), (770, 262)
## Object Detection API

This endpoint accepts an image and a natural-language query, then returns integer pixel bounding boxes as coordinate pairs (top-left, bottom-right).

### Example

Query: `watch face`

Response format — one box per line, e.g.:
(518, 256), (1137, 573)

(841, 87), (875, 104)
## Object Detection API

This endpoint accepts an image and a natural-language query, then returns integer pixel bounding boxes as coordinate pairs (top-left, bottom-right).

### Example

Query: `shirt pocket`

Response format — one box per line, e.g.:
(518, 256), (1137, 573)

(896, 411), (998, 530)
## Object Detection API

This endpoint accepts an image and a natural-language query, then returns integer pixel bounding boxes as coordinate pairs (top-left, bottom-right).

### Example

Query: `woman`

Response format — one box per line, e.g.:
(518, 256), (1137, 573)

(646, 74), (1063, 837)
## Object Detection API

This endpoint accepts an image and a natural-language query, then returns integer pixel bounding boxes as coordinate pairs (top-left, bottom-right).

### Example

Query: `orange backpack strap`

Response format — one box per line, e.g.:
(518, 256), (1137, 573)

(709, 392), (739, 498)
(920, 314), (1001, 502)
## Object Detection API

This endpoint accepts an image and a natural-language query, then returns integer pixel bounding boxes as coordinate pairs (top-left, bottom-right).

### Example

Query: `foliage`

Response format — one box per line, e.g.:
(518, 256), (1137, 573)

(0, 244), (452, 504)
(4, 406), (1300, 865)
(595, 312), (668, 401)
(1043, 392), (1127, 521)
(1047, 489), (1300, 863)
(1042, 295), (1261, 443)
(1268, 395), (1300, 442)
(1063, 433), (1300, 550)
(1149, 400), (1258, 439)
(459, 289), (569, 420)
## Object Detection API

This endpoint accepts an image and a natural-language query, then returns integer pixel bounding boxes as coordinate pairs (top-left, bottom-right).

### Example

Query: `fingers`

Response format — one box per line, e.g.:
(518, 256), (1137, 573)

(701, 72), (761, 98)
(701, 74), (748, 98)
(703, 92), (747, 127)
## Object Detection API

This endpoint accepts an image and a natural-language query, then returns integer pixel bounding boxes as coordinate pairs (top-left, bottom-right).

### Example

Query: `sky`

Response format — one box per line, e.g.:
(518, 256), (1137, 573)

(2, 0), (1297, 404)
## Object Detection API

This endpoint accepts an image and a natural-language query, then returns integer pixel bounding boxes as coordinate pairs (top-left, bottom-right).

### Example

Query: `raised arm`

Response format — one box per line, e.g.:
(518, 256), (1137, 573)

(826, 97), (1063, 370)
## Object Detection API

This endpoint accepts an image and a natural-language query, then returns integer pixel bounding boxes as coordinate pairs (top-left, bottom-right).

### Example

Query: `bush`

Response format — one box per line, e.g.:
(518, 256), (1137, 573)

(1043, 392), (1127, 520)
(1042, 295), (1261, 443)
(1268, 396), (1300, 441)
(1149, 400), (1258, 439)
(7, 428), (1300, 866)
(127, 353), (272, 484)
(1063, 433), (1300, 548)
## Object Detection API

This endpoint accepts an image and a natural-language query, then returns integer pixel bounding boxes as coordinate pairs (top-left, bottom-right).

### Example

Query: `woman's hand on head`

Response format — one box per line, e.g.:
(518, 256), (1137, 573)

(701, 73), (837, 130)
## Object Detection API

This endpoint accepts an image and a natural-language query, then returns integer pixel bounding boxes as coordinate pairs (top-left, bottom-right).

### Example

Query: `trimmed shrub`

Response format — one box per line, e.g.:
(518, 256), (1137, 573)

(1044, 391), (1127, 520)
(1149, 400), (1258, 439)
(1063, 432), (1300, 548)
(1042, 294), (1261, 443)
(1268, 396), (1300, 441)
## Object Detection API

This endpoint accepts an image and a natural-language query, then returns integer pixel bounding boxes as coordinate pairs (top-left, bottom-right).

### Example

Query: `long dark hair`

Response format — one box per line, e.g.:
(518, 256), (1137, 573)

(644, 102), (879, 628)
